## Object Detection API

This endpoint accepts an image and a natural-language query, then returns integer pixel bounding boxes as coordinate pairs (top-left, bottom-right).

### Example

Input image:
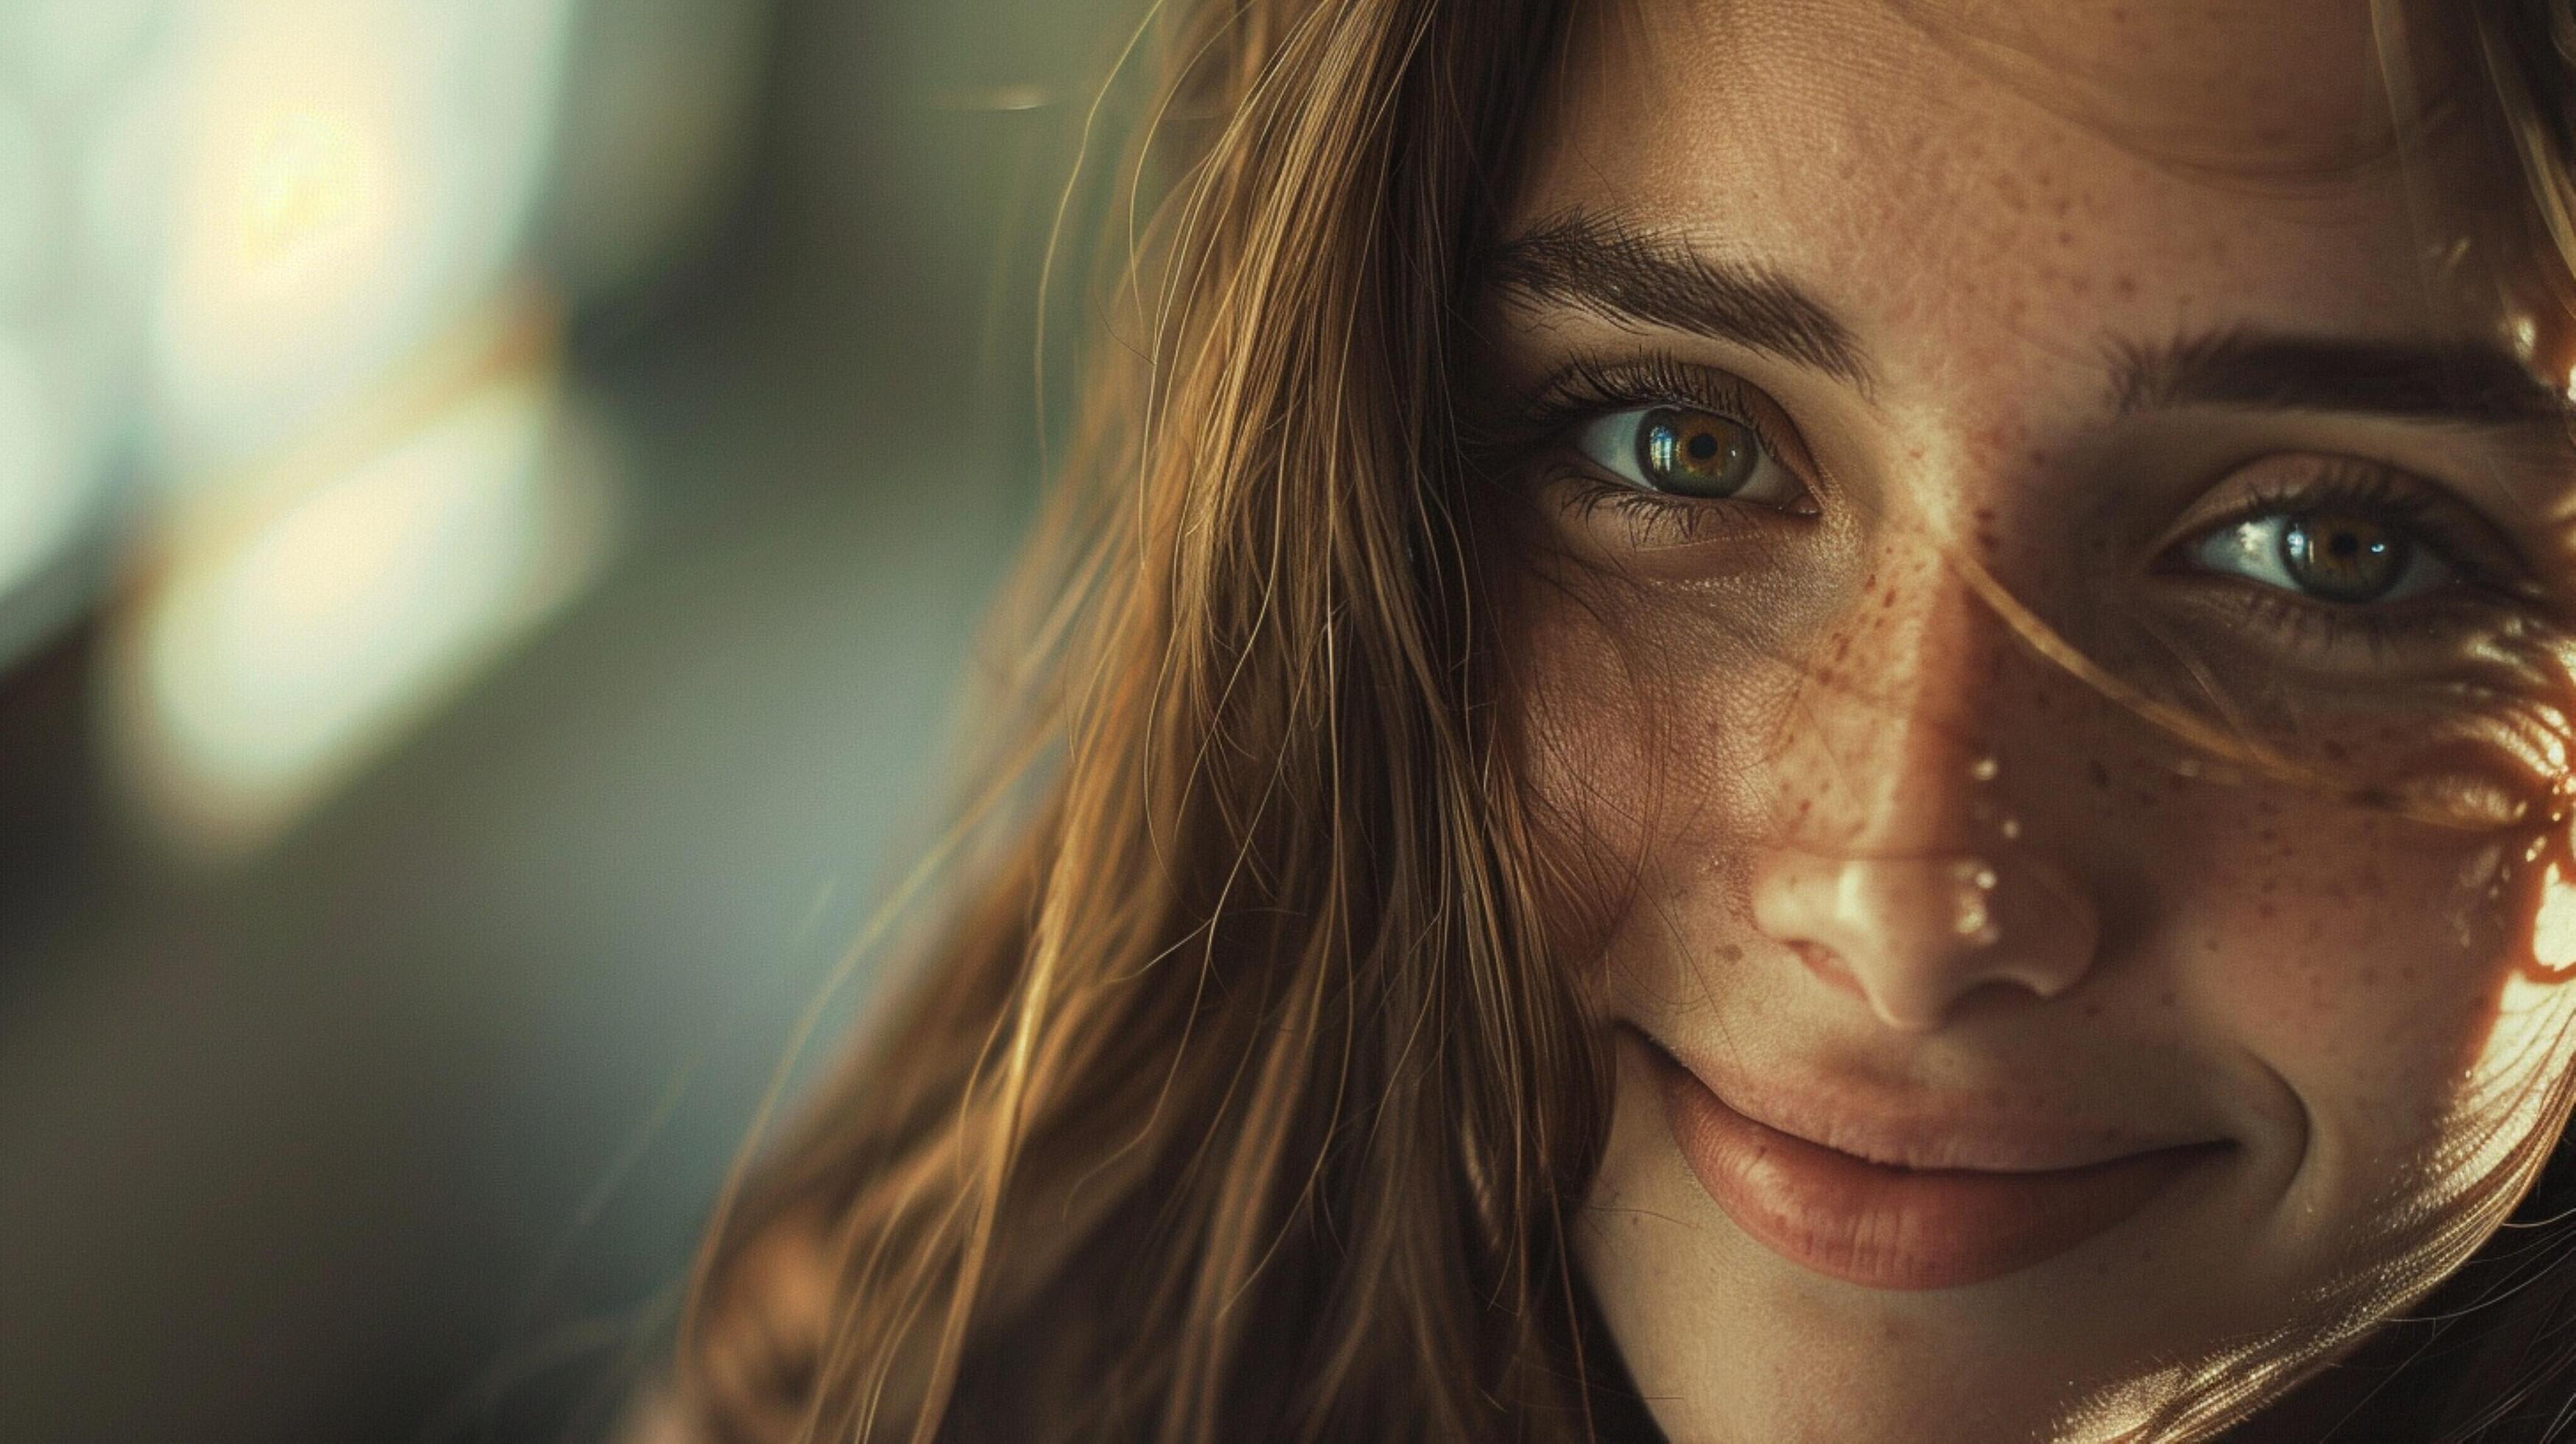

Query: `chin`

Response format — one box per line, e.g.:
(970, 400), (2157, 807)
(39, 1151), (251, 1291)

(1584, 1242), (2163, 1444)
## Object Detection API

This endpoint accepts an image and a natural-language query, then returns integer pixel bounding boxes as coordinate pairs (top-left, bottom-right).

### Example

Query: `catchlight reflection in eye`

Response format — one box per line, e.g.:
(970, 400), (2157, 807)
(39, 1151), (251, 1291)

(1570, 404), (1808, 508)
(2191, 507), (2446, 605)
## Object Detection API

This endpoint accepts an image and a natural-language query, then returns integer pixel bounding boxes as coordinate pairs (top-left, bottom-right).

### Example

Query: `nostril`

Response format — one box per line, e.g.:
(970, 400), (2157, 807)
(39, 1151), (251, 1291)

(1754, 843), (2103, 1032)
(1789, 939), (1867, 1001)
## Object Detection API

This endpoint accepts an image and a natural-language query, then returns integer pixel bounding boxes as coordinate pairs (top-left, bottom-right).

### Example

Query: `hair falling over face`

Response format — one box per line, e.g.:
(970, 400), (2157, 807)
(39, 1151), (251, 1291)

(673, 1), (2576, 1440)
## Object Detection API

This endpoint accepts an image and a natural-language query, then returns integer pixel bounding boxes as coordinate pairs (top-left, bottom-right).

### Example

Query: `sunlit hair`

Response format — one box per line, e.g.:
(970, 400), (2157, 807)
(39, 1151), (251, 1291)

(675, 1), (2576, 1439)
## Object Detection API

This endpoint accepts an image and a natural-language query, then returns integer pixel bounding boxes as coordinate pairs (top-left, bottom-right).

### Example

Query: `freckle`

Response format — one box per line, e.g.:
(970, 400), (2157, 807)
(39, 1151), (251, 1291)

(1717, 944), (1743, 963)
(2057, 230), (2074, 246)
(2359, 966), (2381, 985)
(2160, 989), (2178, 1008)
(2113, 274), (2138, 298)
(2257, 902), (2275, 919)
(2082, 1000), (2102, 1017)
(2089, 760), (2111, 789)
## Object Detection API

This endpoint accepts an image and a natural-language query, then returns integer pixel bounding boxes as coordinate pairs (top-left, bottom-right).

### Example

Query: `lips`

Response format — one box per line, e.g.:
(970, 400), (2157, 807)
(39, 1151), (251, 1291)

(1642, 1037), (2228, 1291)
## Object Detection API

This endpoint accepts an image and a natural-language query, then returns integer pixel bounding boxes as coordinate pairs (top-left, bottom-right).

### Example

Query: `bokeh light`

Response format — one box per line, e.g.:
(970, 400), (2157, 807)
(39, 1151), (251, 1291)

(152, 0), (578, 474)
(0, 0), (1105, 1437)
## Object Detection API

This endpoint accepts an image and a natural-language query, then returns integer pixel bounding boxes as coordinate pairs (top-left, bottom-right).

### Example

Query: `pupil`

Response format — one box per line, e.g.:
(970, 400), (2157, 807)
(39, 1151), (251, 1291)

(2281, 511), (2405, 604)
(1638, 407), (1754, 498)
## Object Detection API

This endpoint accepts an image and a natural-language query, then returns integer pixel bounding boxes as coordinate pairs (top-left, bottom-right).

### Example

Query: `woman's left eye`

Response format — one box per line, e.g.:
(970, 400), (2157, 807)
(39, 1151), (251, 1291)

(2186, 505), (2455, 606)
(1568, 405), (1811, 511)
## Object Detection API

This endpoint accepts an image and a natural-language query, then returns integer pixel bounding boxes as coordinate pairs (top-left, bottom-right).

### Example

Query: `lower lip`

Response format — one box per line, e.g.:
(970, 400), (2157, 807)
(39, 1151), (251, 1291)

(1649, 1046), (2222, 1291)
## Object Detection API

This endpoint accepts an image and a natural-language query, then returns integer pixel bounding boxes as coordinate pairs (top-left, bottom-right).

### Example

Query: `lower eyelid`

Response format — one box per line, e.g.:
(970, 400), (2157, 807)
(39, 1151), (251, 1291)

(1551, 472), (1768, 546)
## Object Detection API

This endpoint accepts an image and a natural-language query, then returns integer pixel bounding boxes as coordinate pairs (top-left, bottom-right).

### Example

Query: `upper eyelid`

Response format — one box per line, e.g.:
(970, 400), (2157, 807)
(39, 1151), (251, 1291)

(1524, 354), (1814, 473)
(2178, 462), (2532, 587)
(1529, 357), (1759, 421)
(1510, 357), (2535, 587)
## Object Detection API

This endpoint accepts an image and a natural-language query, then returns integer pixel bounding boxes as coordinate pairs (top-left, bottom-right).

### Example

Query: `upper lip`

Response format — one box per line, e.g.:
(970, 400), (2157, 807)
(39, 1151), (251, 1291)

(1637, 1028), (2228, 1174)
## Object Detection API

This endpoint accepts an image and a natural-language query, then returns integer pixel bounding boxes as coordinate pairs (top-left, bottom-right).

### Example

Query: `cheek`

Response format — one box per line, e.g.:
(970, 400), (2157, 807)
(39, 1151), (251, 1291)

(2165, 798), (2576, 1197)
(1506, 575), (1804, 960)
(1509, 594), (1654, 953)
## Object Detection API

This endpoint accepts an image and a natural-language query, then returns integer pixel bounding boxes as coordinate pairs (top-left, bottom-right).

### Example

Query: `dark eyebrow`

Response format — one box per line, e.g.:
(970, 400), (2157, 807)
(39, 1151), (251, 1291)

(2108, 329), (2572, 427)
(1486, 211), (1874, 390)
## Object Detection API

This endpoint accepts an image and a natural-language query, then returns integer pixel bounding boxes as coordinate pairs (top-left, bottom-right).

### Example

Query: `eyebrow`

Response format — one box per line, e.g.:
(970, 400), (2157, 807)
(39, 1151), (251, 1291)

(1485, 211), (1874, 390)
(1488, 212), (2572, 432)
(2108, 329), (2573, 427)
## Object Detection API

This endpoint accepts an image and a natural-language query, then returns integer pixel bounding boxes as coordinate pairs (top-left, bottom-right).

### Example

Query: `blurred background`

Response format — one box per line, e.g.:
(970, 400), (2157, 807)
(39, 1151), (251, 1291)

(0, 1), (1132, 1437)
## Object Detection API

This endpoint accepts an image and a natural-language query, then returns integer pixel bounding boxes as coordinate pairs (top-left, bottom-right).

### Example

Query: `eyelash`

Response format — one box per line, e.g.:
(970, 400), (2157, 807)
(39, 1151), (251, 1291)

(1520, 352), (1798, 465)
(1495, 351), (2547, 651)
(2164, 463), (2533, 648)
(1506, 351), (1809, 541)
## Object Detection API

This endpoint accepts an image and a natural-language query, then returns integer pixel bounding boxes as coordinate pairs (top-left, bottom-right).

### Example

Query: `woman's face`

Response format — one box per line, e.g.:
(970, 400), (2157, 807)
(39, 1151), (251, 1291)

(1486, 0), (2576, 1437)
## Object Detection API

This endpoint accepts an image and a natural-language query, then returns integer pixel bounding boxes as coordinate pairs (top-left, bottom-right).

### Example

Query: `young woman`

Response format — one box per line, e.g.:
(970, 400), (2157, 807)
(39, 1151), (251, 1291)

(674, 0), (2576, 1437)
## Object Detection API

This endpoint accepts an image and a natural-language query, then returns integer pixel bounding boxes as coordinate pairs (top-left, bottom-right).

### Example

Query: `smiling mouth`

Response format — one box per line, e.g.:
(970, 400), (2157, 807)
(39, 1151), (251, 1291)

(1636, 1034), (2233, 1291)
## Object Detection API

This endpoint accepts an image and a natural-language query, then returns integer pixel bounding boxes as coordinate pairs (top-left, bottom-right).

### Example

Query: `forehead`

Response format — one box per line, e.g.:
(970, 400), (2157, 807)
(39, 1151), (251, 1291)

(1516, 0), (2525, 355)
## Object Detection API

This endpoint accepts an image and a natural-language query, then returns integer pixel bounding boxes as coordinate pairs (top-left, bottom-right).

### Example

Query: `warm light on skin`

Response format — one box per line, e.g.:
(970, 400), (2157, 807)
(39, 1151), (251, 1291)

(1484, 0), (2576, 1438)
(2532, 861), (2576, 970)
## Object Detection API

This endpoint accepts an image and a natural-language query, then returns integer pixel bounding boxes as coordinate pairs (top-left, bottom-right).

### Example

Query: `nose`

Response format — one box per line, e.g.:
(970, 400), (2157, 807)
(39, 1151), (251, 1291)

(1754, 844), (2100, 1032)
(1747, 550), (2102, 1034)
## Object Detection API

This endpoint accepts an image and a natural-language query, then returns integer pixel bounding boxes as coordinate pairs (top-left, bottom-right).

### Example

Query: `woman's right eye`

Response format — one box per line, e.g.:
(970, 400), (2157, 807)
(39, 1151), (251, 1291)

(1569, 405), (1811, 511)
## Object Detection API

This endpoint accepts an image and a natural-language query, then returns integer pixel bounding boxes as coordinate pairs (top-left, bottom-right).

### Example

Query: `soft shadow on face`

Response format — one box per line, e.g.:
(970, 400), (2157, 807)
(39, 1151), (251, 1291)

(1475, 0), (2576, 1437)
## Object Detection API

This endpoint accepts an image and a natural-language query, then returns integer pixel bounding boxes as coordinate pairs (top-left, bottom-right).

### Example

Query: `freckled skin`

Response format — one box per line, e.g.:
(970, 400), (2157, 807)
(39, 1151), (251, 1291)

(1491, 0), (2576, 1439)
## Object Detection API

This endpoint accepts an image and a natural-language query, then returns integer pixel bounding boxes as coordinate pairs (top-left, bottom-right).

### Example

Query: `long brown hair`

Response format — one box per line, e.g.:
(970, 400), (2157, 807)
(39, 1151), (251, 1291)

(674, 2), (2576, 1440)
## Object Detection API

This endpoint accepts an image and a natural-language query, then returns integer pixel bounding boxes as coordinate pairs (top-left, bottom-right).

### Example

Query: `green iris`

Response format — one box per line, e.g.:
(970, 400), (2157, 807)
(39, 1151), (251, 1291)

(2281, 510), (2409, 603)
(1637, 407), (1761, 498)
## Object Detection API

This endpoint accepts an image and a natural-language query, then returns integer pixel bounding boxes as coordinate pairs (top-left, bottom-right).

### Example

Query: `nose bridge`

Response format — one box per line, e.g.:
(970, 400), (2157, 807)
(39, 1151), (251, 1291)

(1773, 542), (2008, 856)
(1749, 538), (2103, 1034)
